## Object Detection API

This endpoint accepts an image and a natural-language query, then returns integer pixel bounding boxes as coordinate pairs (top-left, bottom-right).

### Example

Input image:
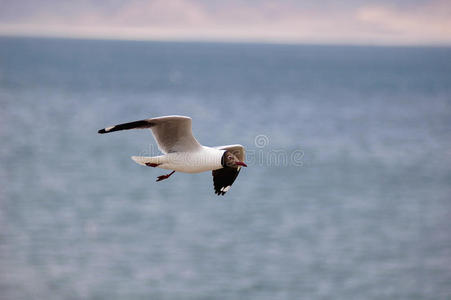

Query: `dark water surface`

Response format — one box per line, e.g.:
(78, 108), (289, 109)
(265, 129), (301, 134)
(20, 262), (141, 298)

(1, 37), (451, 299)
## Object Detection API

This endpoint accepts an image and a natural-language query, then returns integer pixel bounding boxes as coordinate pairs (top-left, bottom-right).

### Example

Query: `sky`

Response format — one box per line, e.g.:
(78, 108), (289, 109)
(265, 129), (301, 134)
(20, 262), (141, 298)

(0, 0), (450, 45)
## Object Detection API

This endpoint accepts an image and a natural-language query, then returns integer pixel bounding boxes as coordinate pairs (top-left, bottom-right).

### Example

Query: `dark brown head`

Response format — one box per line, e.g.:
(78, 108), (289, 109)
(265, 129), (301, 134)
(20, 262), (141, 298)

(221, 151), (247, 168)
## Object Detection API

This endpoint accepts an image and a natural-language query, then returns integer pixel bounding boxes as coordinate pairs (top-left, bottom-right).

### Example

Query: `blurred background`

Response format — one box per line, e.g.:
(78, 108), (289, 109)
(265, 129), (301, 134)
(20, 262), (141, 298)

(1, 1), (451, 299)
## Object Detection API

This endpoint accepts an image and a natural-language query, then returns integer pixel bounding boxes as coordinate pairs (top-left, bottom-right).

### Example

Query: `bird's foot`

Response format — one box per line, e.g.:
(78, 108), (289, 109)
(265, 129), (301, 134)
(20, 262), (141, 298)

(146, 163), (160, 167)
(156, 171), (175, 182)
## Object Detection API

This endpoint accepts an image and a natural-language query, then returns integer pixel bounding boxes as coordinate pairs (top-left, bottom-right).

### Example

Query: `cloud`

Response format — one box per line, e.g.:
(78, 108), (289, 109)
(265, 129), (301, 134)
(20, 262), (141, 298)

(0, 0), (450, 45)
(356, 2), (451, 44)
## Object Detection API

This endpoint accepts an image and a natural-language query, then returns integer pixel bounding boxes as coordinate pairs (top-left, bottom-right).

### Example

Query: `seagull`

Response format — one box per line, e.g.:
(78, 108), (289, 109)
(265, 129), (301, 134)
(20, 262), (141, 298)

(98, 115), (247, 195)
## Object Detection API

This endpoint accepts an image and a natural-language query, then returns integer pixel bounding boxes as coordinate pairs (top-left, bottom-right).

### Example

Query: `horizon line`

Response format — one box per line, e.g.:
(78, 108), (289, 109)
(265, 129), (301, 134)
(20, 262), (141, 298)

(1, 32), (451, 49)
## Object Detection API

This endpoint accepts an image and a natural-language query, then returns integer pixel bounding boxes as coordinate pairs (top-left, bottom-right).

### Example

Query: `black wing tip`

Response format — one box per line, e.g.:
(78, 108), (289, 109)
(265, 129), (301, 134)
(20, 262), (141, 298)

(98, 126), (115, 134)
(212, 167), (240, 196)
(215, 191), (226, 196)
(97, 119), (153, 135)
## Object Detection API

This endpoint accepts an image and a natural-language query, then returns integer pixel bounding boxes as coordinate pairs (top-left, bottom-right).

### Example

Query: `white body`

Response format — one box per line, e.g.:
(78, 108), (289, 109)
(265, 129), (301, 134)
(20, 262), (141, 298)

(101, 115), (245, 173)
(132, 146), (225, 173)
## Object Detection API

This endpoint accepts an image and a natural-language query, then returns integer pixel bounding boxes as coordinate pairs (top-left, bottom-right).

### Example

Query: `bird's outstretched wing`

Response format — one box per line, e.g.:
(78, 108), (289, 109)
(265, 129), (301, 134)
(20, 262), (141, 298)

(212, 167), (240, 195)
(212, 144), (245, 195)
(98, 115), (201, 153)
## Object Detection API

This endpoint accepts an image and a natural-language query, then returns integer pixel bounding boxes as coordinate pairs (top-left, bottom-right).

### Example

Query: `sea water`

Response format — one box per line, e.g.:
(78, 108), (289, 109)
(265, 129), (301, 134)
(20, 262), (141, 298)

(1, 37), (450, 299)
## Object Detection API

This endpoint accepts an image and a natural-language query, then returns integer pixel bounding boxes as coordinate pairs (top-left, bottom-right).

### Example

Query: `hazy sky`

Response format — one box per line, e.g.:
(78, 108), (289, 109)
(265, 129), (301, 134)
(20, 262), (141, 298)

(0, 0), (450, 45)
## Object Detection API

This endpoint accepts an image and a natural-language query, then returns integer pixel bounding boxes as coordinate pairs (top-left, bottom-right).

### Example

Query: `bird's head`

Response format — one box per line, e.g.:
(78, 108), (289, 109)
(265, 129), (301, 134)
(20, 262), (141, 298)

(222, 151), (247, 168)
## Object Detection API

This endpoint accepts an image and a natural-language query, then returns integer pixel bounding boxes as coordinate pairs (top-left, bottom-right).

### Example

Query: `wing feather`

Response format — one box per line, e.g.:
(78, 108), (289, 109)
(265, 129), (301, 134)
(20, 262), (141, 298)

(98, 115), (201, 153)
(212, 167), (241, 196)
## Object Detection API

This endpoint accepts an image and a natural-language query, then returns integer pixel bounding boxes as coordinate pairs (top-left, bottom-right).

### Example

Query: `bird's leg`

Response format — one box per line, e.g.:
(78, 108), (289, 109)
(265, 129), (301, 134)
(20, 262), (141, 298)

(156, 170), (175, 182)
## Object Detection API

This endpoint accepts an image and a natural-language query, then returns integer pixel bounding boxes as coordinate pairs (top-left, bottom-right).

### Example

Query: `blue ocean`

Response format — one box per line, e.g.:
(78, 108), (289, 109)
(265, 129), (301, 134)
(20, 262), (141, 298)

(1, 37), (450, 299)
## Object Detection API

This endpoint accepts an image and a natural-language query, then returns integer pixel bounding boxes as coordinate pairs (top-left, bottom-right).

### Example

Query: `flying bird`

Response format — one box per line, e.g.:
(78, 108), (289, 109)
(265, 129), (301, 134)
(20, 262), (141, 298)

(98, 115), (247, 195)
